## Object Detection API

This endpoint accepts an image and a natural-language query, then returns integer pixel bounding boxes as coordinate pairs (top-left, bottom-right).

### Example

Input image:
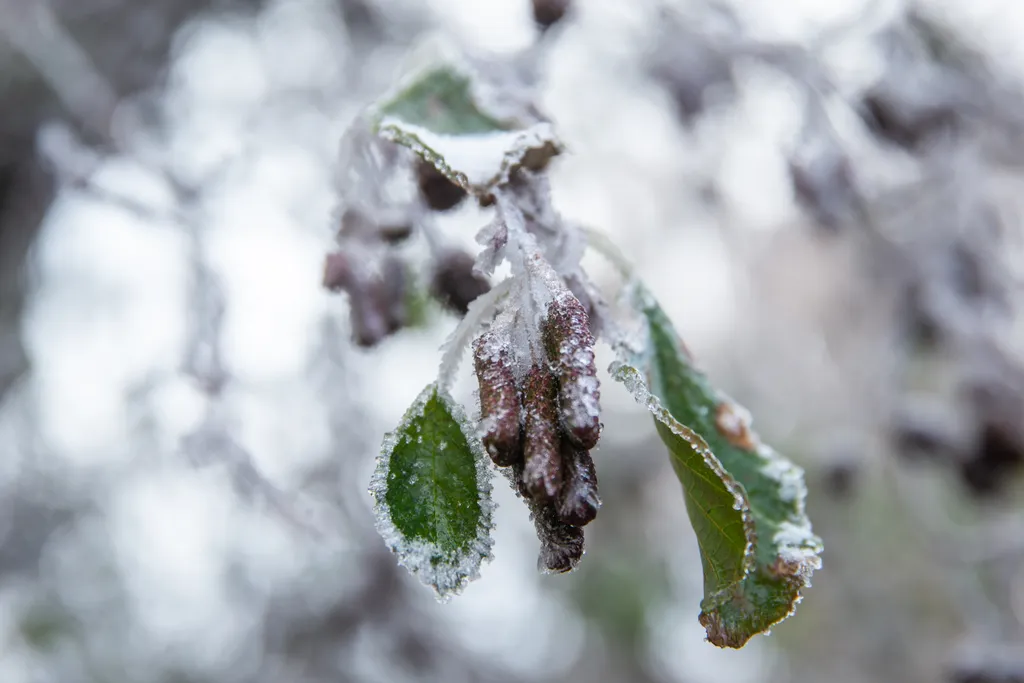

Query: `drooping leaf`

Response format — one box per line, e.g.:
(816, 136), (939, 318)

(612, 285), (822, 648)
(371, 63), (561, 194)
(370, 383), (495, 600)
(377, 66), (505, 136)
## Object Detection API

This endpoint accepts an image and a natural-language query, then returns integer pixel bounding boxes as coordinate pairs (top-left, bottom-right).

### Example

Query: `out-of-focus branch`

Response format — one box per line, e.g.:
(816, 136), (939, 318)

(0, 0), (118, 143)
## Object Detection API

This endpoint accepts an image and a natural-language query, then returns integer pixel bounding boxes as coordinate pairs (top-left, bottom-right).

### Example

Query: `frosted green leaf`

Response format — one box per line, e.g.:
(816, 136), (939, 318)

(370, 383), (495, 601)
(371, 64), (561, 194)
(612, 285), (822, 648)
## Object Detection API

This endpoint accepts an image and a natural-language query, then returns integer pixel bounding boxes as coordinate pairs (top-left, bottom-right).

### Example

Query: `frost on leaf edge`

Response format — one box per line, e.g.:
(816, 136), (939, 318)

(377, 118), (561, 195)
(367, 59), (561, 195)
(370, 382), (496, 602)
(613, 283), (823, 647)
(609, 358), (757, 575)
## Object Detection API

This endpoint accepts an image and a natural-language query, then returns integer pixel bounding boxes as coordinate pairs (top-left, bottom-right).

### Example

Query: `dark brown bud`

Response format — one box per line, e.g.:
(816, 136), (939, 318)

(417, 158), (466, 212)
(337, 255), (409, 348)
(523, 363), (562, 502)
(378, 222), (413, 244)
(543, 294), (601, 450)
(323, 251), (353, 292)
(512, 461), (584, 573)
(534, 501), (585, 573)
(349, 285), (390, 348)
(430, 250), (491, 316)
(532, 0), (570, 31)
(557, 441), (600, 527)
(960, 421), (1024, 498)
(861, 86), (958, 151)
(339, 207), (376, 241)
(379, 255), (408, 334)
(473, 331), (522, 466)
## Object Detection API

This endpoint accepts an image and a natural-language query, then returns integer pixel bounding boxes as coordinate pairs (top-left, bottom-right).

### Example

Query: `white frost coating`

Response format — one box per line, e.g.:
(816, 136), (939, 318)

(609, 357), (756, 572)
(377, 117), (558, 191)
(369, 384), (496, 602)
(474, 214), (508, 277)
(757, 451), (806, 504)
(493, 193), (569, 365)
(773, 520), (824, 579)
(437, 278), (514, 390)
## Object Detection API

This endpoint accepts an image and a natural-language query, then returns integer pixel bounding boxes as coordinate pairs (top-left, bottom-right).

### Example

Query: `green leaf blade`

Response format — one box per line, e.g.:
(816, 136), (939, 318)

(371, 383), (495, 600)
(376, 67), (506, 136)
(613, 286), (822, 648)
(371, 64), (562, 194)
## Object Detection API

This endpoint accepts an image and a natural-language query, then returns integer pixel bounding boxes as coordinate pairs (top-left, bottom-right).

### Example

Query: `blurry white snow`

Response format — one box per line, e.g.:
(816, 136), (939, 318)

(11, 0), (1024, 680)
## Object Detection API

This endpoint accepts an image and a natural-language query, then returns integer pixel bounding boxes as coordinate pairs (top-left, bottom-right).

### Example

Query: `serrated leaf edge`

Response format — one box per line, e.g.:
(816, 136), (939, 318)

(377, 119), (560, 194)
(369, 382), (496, 602)
(616, 284), (823, 647)
(609, 358), (758, 580)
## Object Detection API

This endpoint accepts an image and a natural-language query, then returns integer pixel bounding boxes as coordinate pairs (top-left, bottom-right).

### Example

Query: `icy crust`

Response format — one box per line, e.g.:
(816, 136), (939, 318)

(377, 117), (560, 195)
(472, 330), (522, 466)
(437, 278), (513, 391)
(613, 284), (823, 648)
(543, 294), (601, 450)
(610, 359), (756, 572)
(370, 383), (496, 602)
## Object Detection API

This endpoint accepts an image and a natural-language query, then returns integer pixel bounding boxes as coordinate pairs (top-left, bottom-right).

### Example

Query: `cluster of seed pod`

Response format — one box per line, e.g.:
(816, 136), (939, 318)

(322, 208), (410, 347)
(473, 292), (601, 572)
(323, 157), (491, 346)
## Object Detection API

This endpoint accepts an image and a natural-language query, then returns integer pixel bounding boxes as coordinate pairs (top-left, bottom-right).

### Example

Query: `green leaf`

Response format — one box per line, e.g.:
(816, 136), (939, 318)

(612, 285), (822, 648)
(371, 64), (561, 194)
(377, 66), (506, 136)
(370, 383), (495, 600)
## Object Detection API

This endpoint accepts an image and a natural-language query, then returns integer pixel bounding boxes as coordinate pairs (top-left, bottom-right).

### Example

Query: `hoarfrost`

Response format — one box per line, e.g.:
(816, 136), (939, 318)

(437, 278), (513, 390)
(609, 357), (756, 568)
(758, 451), (806, 504)
(771, 520), (824, 581)
(369, 384), (496, 602)
(377, 118), (559, 193)
(474, 214), (508, 276)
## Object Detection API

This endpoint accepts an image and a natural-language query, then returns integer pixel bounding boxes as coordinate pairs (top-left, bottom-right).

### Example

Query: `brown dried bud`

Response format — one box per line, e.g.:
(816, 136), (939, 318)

(338, 207), (376, 241)
(522, 363), (562, 502)
(430, 250), (491, 316)
(473, 331), (522, 467)
(379, 254), (408, 334)
(378, 222), (413, 244)
(323, 251), (353, 292)
(860, 83), (958, 152)
(417, 158), (466, 212)
(349, 285), (390, 348)
(335, 254), (409, 348)
(535, 501), (585, 573)
(532, 0), (570, 31)
(543, 294), (601, 450)
(512, 462), (584, 574)
(557, 441), (600, 527)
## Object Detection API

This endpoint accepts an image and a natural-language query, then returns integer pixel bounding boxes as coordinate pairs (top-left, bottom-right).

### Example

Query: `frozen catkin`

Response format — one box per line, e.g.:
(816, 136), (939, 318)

(323, 252), (407, 348)
(513, 462), (584, 573)
(522, 363), (563, 501)
(535, 502), (585, 573)
(472, 331), (522, 467)
(543, 294), (601, 449)
(557, 441), (600, 527)
(430, 249), (491, 316)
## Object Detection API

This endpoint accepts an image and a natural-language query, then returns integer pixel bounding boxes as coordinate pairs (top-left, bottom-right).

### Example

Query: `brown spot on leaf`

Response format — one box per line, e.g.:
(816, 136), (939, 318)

(714, 402), (758, 451)
(699, 610), (745, 649)
(769, 555), (803, 578)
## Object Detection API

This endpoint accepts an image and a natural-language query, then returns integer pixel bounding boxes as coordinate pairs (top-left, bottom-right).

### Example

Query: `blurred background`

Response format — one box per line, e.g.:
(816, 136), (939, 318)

(3, 0), (1024, 681)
